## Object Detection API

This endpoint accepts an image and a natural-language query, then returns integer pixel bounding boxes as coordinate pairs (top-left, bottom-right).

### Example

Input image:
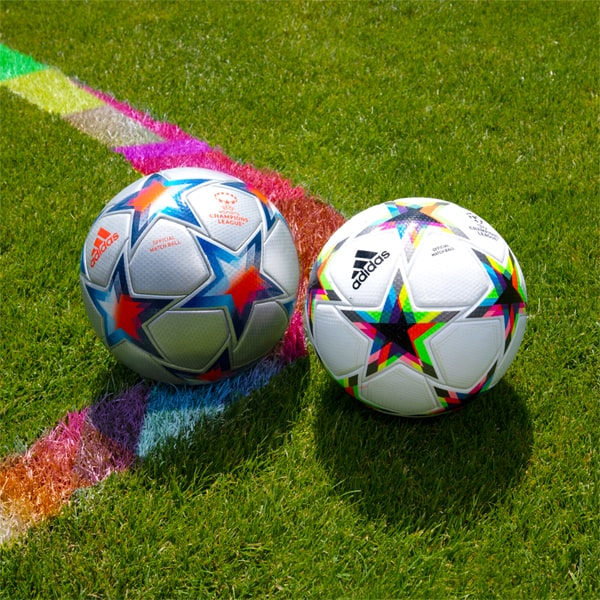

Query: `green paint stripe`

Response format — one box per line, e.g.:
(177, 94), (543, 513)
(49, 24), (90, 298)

(0, 44), (47, 81)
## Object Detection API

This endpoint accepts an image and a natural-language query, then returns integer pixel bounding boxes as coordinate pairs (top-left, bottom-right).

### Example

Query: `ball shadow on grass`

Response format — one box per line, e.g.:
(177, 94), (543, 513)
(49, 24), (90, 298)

(313, 376), (533, 530)
(138, 358), (310, 491)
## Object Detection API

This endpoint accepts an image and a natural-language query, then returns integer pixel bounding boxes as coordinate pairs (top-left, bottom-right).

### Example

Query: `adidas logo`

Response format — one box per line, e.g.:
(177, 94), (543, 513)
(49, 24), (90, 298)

(351, 249), (390, 289)
(90, 227), (119, 268)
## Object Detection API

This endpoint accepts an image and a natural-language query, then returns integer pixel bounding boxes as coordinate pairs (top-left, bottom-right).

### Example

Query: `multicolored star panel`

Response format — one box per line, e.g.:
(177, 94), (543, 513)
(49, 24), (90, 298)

(305, 241), (344, 331)
(343, 270), (458, 379)
(434, 366), (496, 411)
(468, 249), (527, 350)
(104, 171), (205, 247)
(355, 199), (467, 263)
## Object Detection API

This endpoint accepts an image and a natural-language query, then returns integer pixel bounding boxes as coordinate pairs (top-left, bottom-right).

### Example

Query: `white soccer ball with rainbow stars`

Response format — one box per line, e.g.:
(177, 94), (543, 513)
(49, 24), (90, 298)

(305, 198), (527, 417)
(80, 167), (299, 385)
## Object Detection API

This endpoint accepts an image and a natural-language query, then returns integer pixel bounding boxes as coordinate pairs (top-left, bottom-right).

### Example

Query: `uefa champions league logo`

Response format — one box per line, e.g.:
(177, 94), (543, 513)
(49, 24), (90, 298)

(215, 191), (238, 212)
(211, 190), (249, 227)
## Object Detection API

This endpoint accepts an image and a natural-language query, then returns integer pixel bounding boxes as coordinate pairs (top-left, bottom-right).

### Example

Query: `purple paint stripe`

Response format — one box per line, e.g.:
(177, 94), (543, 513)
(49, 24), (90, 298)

(115, 147), (222, 176)
(114, 138), (212, 160)
(87, 382), (150, 456)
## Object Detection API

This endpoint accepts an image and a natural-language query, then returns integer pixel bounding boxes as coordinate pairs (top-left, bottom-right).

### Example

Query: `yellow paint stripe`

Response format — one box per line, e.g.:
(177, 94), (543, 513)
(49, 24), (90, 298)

(0, 68), (104, 115)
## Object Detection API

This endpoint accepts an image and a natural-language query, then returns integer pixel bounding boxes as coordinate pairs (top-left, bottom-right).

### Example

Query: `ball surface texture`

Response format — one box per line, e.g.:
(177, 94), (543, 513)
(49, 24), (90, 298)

(80, 167), (300, 384)
(305, 198), (527, 417)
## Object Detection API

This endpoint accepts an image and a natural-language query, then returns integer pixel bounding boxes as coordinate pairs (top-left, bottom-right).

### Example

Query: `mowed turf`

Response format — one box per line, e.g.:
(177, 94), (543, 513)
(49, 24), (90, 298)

(1, 1), (598, 598)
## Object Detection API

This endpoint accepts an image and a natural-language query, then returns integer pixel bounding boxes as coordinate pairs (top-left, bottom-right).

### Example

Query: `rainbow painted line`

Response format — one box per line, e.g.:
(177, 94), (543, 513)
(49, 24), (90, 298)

(0, 44), (345, 544)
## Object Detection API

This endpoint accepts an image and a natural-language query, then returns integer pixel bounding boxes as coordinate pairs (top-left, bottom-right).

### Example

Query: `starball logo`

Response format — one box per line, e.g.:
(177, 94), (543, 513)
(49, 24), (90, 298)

(90, 227), (119, 268)
(351, 249), (391, 289)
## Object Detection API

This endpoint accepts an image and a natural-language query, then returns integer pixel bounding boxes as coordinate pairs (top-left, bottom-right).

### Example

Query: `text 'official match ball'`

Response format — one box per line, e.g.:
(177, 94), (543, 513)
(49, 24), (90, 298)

(80, 167), (300, 384)
(305, 198), (527, 417)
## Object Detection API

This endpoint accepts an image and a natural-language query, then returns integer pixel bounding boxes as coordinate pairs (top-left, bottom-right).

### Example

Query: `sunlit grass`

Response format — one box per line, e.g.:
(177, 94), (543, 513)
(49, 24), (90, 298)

(1, 1), (598, 597)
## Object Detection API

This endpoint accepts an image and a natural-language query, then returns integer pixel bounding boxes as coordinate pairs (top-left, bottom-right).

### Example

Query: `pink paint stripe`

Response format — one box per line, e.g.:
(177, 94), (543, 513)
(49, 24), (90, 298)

(73, 419), (136, 485)
(279, 310), (307, 363)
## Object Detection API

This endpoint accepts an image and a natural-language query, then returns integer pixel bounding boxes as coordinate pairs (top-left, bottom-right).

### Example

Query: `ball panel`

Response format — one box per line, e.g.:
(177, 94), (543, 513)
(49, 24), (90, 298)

(80, 277), (108, 345)
(262, 219), (301, 298)
(407, 233), (491, 309)
(186, 184), (263, 251)
(110, 340), (183, 384)
(147, 309), (230, 371)
(490, 313), (528, 387)
(83, 213), (131, 286)
(360, 361), (438, 416)
(435, 202), (508, 264)
(102, 177), (145, 211)
(311, 304), (371, 377)
(316, 202), (392, 258)
(232, 302), (290, 368)
(429, 318), (503, 389)
(514, 255), (528, 303)
(324, 228), (399, 307)
(129, 219), (210, 296)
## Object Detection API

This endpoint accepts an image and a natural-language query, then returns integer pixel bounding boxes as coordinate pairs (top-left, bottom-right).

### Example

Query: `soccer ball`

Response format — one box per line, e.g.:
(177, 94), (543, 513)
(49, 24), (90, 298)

(305, 198), (527, 417)
(80, 167), (300, 385)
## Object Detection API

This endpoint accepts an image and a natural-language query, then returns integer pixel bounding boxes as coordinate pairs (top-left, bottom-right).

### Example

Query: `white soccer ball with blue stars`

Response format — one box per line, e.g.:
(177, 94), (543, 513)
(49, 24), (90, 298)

(80, 167), (300, 384)
(305, 198), (527, 417)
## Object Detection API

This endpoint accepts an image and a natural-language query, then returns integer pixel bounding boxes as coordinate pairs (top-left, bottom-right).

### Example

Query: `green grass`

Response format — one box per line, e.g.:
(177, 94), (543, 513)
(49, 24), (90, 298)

(1, 0), (599, 597)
